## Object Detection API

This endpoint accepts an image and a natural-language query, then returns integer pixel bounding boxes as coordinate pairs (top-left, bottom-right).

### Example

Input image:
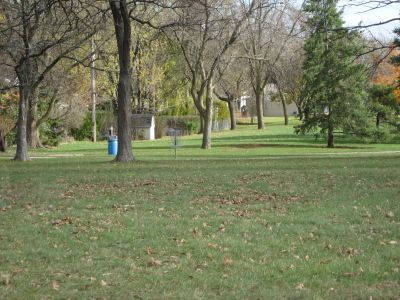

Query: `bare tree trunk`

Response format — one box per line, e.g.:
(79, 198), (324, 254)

(376, 114), (380, 127)
(282, 98), (288, 125)
(27, 122), (42, 148)
(202, 96), (213, 149)
(110, 0), (134, 162)
(27, 95), (43, 148)
(255, 90), (264, 129)
(91, 38), (97, 143)
(0, 130), (6, 152)
(14, 85), (30, 161)
(297, 105), (303, 120)
(327, 124), (334, 148)
(227, 100), (237, 130)
(304, 106), (310, 121)
(277, 88), (288, 125)
(199, 115), (204, 134)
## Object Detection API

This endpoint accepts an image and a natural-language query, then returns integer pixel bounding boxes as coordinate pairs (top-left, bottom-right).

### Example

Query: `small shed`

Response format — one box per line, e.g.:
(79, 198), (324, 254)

(131, 114), (155, 140)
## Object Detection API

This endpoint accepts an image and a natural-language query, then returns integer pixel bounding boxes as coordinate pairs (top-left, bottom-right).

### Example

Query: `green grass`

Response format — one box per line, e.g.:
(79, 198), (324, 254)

(0, 118), (399, 299)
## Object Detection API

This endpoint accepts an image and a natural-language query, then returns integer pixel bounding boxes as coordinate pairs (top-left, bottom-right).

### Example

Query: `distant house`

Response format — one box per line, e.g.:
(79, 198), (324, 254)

(263, 84), (298, 117)
(237, 85), (298, 118)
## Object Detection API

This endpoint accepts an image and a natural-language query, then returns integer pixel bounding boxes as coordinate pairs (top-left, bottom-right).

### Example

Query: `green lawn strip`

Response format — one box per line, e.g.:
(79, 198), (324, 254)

(1, 117), (399, 160)
(0, 121), (399, 298)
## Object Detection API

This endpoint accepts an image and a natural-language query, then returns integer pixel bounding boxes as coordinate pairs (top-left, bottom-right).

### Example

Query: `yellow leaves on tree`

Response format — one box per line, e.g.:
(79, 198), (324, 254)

(0, 90), (18, 132)
(0, 116), (14, 132)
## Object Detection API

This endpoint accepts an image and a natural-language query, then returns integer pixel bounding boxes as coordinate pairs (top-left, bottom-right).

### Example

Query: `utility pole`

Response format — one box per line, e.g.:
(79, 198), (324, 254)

(90, 38), (97, 142)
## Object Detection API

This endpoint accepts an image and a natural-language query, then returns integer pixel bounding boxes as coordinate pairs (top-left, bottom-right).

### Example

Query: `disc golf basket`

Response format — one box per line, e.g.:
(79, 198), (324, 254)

(167, 128), (182, 159)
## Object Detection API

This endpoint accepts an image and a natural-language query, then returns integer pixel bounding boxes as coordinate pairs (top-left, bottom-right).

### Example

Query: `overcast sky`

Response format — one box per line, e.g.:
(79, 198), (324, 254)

(338, 0), (400, 40)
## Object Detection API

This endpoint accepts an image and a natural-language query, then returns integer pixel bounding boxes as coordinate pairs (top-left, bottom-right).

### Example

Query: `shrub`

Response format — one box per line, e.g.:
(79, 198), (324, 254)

(366, 126), (392, 143)
(70, 113), (97, 141)
(155, 115), (200, 138)
(40, 119), (63, 147)
(214, 101), (229, 121)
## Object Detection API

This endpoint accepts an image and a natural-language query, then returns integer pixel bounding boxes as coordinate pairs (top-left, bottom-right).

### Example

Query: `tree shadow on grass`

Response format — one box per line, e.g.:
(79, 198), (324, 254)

(52, 141), (371, 152)
(212, 133), (382, 146)
(212, 143), (370, 149)
(212, 134), (314, 143)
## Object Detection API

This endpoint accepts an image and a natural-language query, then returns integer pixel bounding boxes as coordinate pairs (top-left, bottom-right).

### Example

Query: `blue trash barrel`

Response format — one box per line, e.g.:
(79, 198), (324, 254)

(108, 136), (118, 156)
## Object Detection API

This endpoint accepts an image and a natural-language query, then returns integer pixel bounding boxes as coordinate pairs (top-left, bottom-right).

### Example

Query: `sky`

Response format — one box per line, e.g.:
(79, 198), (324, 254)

(338, 0), (400, 40)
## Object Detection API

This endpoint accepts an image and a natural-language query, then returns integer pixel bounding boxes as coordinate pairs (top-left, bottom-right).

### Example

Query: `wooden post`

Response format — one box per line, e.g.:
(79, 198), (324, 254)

(90, 38), (97, 142)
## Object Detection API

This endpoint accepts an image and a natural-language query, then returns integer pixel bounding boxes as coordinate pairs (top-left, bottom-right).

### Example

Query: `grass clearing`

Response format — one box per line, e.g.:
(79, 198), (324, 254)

(1, 118), (399, 299)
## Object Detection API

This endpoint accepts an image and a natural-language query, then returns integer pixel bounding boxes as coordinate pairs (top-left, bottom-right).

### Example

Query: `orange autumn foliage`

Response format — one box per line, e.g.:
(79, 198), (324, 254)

(372, 49), (400, 103)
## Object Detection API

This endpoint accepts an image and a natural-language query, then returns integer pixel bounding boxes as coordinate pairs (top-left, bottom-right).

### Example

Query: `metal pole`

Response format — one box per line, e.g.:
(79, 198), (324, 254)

(174, 130), (177, 159)
(90, 38), (97, 142)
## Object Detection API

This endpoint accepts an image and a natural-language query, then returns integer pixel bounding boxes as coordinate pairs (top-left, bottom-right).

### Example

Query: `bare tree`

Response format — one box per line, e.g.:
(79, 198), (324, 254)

(214, 56), (250, 130)
(343, 0), (400, 29)
(270, 37), (304, 124)
(171, 0), (256, 149)
(0, 0), (104, 160)
(242, 0), (303, 129)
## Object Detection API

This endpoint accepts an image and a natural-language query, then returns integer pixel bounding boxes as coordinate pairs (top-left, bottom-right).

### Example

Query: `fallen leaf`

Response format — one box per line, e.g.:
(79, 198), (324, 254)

(1, 273), (10, 286)
(223, 257), (234, 266)
(343, 272), (360, 277)
(52, 281), (60, 291)
(295, 283), (305, 290)
(386, 211), (395, 218)
(148, 257), (162, 267)
(208, 243), (217, 249)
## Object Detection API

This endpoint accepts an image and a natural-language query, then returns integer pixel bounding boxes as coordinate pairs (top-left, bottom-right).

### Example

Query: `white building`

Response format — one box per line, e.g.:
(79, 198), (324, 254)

(131, 114), (155, 140)
(239, 84), (298, 117)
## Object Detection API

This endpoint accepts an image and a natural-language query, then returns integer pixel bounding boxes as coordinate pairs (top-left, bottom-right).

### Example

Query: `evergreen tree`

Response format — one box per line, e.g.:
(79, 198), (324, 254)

(391, 28), (400, 67)
(298, 0), (369, 148)
(368, 84), (399, 128)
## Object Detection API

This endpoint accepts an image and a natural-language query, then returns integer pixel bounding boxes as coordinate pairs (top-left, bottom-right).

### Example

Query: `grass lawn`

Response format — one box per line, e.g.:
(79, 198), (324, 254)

(0, 118), (399, 299)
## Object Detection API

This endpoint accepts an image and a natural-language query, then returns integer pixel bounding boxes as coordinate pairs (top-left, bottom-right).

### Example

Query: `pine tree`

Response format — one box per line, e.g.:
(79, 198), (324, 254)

(298, 0), (369, 148)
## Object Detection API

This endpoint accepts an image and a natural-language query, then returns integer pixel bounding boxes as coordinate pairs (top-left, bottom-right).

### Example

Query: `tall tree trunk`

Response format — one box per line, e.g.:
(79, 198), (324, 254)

(202, 96), (213, 149)
(110, 0), (134, 162)
(255, 90), (264, 129)
(27, 122), (42, 148)
(304, 106), (310, 121)
(376, 114), (380, 127)
(277, 88), (288, 125)
(282, 98), (288, 125)
(327, 124), (334, 148)
(27, 94), (43, 148)
(297, 106), (304, 120)
(0, 130), (6, 152)
(91, 38), (97, 143)
(14, 85), (30, 161)
(228, 100), (237, 130)
(199, 115), (204, 134)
